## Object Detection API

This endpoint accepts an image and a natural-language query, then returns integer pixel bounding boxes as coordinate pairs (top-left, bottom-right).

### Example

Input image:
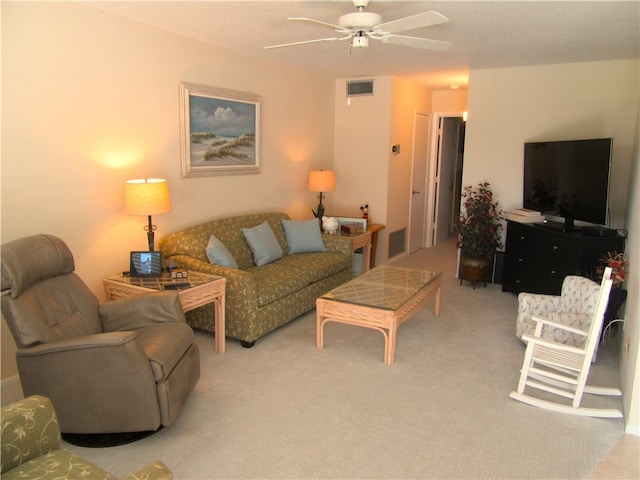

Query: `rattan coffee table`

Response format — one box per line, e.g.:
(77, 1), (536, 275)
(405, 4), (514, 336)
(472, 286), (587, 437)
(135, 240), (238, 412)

(316, 265), (441, 365)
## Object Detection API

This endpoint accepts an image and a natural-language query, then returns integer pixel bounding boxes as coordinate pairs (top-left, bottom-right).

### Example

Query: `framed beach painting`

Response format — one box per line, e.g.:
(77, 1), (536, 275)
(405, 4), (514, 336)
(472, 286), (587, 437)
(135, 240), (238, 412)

(180, 82), (261, 177)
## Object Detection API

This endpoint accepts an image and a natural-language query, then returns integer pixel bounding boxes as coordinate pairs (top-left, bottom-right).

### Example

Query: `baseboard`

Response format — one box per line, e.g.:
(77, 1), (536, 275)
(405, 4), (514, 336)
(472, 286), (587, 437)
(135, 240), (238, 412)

(1, 375), (24, 406)
(625, 424), (640, 436)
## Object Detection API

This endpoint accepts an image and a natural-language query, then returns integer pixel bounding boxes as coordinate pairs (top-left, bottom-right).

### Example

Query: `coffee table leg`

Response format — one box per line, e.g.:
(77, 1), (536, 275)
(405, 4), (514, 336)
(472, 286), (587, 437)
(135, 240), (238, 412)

(386, 325), (396, 365)
(433, 283), (441, 316)
(214, 299), (225, 353)
(317, 314), (324, 350)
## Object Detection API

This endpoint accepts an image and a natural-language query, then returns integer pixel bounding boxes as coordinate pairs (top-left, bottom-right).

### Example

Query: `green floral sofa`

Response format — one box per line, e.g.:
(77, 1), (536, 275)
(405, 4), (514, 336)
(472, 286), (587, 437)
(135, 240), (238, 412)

(1, 395), (172, 480)
(160, 212), (352, 347)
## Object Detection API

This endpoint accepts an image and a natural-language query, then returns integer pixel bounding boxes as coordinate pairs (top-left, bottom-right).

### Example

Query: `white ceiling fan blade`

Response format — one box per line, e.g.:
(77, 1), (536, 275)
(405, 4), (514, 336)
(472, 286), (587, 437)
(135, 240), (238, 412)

(381, 34), (453, 51)
(288, 17), (348, 33)
(264, 37), (344, 50)
(375, 11), (448, 35)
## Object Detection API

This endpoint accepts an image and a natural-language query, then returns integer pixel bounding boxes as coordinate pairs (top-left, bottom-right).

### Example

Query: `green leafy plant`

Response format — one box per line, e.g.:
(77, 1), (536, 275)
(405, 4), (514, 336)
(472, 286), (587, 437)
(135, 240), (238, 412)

(455, 182), (505, 261)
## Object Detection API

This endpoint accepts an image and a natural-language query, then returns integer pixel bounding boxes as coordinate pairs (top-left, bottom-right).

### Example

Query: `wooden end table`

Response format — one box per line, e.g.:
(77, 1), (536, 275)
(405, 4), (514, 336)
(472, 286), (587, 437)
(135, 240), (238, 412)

(103, 272), (226, 353)
(316, 265), (441, 365)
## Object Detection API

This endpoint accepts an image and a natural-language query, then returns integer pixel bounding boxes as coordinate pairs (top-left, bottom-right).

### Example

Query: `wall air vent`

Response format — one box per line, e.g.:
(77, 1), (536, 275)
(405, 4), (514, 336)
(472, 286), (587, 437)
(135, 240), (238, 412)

(388, 228), (406, 258)
(346, 80), (374, 97)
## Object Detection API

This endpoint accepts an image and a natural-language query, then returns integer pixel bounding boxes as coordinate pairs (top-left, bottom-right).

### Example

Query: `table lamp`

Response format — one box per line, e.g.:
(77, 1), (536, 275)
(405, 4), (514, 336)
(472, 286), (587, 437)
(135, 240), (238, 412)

(125, 178), (171, 251)
(308, 170), (335, 218)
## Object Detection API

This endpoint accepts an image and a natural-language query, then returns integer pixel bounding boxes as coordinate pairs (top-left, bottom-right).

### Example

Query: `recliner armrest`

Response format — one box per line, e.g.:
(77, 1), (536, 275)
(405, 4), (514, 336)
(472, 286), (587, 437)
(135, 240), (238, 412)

(100, 291), (186, 332)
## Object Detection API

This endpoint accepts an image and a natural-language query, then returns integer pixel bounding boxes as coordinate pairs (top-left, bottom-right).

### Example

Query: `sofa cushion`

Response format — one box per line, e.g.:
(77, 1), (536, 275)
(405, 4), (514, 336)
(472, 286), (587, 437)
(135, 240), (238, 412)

(249, 252), (350, 307)
(242, 221), (283, 267)
(205, 234), (238, 268)
(282, 219), (326, 254)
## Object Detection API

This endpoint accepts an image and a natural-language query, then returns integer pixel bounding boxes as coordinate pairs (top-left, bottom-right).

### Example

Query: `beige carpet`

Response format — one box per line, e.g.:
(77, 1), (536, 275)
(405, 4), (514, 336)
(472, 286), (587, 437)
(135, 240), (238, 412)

(14, 239), (628, 478)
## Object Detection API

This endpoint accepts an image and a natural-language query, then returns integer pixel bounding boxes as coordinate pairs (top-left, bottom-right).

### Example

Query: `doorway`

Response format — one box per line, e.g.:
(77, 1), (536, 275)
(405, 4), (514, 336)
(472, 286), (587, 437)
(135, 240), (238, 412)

(428, 115), (465, 247)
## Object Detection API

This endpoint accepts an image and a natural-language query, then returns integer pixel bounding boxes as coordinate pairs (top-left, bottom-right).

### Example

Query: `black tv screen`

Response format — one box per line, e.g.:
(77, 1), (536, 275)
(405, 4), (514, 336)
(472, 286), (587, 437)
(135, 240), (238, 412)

(523, 138), (612, 229)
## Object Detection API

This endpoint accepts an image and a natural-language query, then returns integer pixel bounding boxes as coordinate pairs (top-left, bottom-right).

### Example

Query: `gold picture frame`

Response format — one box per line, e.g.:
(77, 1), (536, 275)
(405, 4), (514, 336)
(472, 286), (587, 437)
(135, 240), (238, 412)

(180, 82), (261, 177)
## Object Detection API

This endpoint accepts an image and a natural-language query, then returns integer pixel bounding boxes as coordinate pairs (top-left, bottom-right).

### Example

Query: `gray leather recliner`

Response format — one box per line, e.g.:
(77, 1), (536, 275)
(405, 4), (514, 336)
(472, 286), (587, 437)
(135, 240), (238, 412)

(1, 234), (200, 436)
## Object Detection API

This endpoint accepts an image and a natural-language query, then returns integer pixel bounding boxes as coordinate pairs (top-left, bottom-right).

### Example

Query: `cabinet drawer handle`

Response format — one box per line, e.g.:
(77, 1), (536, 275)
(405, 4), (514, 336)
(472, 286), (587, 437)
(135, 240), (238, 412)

(520, 236), (525, 240)
(550, 270), (556, 274)
(553, 245), (559, 250)
(518, 258), (524, 262)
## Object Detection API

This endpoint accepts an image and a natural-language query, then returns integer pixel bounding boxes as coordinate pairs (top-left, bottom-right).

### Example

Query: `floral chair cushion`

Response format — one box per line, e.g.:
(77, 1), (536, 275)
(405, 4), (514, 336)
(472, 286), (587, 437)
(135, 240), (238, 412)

(516, 275), (601, 348)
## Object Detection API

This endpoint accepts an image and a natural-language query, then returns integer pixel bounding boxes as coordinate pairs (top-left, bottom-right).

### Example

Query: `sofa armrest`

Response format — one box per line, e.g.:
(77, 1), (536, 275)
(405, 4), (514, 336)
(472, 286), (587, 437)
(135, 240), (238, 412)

(166, 255), (256, 293)
(121, 460), (173, 480)
(1, 395), (61, 473)
(322, 235), (353, 258)
(100, 291), (186, 332)
(166, 255), (259, 339)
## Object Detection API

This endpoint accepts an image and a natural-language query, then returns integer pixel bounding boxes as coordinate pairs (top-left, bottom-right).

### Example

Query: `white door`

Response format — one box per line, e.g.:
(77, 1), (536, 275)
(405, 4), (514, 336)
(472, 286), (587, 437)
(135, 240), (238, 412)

(409, 112), (430, 253)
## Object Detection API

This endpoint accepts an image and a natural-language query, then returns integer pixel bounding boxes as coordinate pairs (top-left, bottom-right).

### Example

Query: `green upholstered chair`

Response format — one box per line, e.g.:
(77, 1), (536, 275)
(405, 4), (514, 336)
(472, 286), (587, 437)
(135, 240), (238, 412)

(1, 395), (173, 479)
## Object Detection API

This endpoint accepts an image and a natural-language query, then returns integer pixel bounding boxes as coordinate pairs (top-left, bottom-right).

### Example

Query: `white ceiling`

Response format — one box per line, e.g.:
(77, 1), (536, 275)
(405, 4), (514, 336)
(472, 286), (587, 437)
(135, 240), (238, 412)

(88, 1), (639, 90)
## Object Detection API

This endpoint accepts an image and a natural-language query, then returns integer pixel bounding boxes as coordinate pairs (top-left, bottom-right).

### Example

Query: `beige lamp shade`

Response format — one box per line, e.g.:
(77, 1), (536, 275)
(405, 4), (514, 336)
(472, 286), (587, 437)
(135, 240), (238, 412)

(124, 178), (172, 215)
(307, 170), (336, 192)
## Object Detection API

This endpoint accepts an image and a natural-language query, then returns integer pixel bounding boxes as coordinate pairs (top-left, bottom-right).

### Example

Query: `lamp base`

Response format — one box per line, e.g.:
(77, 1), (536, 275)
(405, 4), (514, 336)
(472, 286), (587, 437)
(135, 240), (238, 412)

(312, 204), (326, 219)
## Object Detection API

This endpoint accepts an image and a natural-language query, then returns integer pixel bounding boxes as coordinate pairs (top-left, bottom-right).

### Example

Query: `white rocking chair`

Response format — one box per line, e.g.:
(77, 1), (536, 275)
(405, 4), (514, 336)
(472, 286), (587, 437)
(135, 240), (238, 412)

(509, 267), (623, 418)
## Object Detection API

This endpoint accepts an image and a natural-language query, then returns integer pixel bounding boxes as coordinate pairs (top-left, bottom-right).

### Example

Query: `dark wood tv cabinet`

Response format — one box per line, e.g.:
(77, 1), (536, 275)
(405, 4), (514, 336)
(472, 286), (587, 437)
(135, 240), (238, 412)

(502, 220), (624, 295)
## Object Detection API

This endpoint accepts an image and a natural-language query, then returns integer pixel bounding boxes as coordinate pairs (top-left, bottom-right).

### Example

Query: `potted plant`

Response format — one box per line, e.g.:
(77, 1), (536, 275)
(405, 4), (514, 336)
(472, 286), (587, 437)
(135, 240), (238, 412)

(597, 251), (628, 338)
(455, 182), (505, 287)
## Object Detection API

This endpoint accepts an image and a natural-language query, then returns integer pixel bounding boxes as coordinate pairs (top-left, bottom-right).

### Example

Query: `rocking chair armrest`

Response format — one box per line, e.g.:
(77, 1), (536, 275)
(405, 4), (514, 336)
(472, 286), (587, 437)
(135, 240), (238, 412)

(521, 334), (585, 354)
(531, 315), (589, 337)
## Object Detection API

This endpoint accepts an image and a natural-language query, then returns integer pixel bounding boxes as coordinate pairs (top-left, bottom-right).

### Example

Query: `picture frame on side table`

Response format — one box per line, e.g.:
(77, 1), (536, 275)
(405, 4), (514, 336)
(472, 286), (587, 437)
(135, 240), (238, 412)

(335, 217), (368, 234)
(180, 82), (261, 177)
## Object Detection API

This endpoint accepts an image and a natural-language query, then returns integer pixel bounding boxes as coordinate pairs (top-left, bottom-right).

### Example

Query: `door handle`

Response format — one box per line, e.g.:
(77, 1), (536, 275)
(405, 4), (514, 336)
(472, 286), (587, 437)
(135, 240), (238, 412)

(412, 190), (420, 195)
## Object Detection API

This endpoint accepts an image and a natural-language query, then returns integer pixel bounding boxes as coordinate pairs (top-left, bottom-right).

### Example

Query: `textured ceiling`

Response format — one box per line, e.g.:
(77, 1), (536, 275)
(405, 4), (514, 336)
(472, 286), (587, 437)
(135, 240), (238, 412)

(88, 1), (639, 90)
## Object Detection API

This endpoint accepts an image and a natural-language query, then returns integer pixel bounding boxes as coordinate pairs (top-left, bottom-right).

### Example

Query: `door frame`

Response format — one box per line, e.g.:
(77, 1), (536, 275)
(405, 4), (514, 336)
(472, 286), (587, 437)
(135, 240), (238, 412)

(425, 111), (466, 248)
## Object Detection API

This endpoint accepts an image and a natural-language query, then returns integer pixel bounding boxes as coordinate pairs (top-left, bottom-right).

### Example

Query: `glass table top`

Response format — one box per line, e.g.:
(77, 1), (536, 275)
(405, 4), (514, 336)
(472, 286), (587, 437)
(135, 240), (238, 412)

(320, 265), (440, 311)
(106, 271), (220, 291)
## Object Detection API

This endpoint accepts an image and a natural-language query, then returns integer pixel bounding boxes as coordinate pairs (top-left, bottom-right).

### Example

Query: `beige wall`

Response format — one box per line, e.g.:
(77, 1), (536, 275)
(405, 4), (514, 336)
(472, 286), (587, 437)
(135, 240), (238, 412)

(432, 89), (468, 113)
(1, 2), (335, 378)
(620, 105), (639, 434)
(463, 59), (640, 432)
(463, 60), (637, 228)
(386, 76), (432, 257)
(333, 76), (433, 264)
(333, 76), (393, 264)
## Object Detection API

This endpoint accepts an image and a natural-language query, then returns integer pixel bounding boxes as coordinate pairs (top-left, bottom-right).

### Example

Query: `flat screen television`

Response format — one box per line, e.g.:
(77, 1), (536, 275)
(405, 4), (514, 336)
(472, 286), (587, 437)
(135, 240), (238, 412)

(523, 137), (613, 232)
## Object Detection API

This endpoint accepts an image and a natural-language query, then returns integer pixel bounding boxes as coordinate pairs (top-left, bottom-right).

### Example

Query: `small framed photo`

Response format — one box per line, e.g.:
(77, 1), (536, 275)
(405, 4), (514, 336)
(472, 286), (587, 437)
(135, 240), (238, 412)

(335, 216), (368, 234)
(180, 82), (261, 177)
(129, 251), (163, 278)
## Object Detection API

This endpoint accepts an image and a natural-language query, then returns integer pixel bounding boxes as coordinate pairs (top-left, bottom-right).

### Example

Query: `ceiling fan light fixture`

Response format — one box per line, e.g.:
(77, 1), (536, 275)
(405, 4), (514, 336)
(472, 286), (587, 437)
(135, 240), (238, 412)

(265, 0), (453, 52)
(352, 34), (369, 48)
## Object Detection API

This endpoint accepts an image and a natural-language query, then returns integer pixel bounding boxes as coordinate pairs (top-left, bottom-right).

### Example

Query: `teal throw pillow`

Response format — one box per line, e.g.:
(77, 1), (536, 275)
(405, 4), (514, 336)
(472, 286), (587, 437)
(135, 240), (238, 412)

(282, 219), (326, 254)
(205, 234), (238, 269)
(242, 221), (283, 267)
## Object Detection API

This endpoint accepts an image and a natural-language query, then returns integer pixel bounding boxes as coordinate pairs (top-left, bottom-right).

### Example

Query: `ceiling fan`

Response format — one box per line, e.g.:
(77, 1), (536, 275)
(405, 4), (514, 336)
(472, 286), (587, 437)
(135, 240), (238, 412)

(264, 0), (453, 52)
